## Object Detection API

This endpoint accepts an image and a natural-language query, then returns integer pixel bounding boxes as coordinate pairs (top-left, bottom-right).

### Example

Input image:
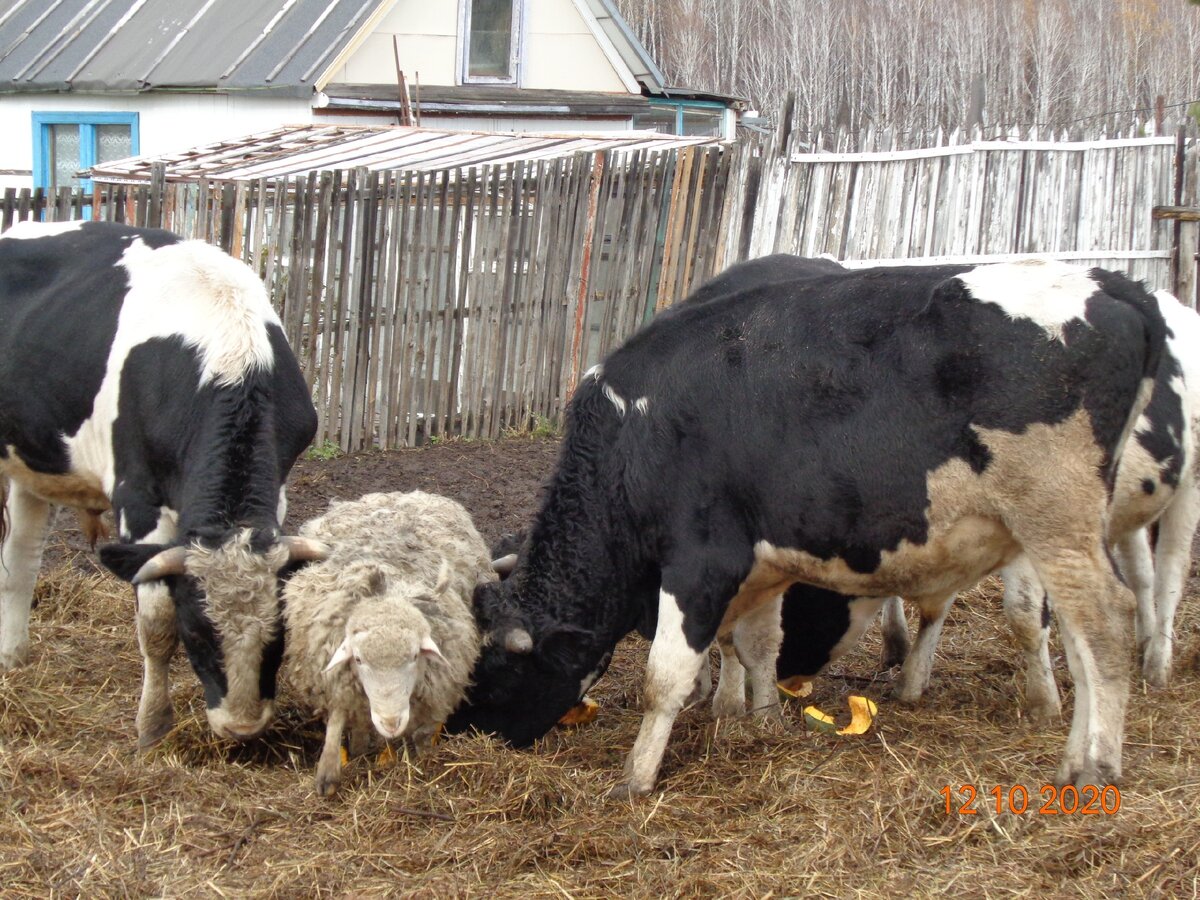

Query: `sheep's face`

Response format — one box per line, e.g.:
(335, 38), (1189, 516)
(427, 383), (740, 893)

(326, 625), (446, 740)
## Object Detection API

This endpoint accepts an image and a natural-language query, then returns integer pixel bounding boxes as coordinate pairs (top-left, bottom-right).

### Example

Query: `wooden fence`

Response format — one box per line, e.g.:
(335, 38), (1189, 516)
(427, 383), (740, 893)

(2, 131), (1196, 451)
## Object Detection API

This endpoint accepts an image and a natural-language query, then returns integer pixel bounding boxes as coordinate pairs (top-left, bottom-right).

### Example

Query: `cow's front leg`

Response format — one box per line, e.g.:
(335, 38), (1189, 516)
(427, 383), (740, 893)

(615, 585), (719, 799)
(135, 581), (178, 748)
(0, 484), (52, 671)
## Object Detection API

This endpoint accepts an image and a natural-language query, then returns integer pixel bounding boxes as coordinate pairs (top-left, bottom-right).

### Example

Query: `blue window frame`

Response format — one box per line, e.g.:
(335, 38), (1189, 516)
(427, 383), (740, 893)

(633, 100), (726, 138)
(32, 111), (139, 192)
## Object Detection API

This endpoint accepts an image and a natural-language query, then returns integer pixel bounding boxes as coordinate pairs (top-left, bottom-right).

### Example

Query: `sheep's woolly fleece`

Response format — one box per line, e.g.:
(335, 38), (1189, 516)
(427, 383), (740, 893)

(282, 491), (493, 727)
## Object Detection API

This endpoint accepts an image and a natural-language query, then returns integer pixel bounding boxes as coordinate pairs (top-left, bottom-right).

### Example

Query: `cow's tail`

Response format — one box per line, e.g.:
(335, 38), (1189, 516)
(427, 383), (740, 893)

(0, 476), (8, 549)
(1089, 268), (1169, 482)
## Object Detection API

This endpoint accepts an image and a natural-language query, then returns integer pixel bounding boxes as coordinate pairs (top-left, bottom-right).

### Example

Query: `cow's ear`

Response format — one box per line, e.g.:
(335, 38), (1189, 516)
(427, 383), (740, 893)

(98, 543), (168, 583)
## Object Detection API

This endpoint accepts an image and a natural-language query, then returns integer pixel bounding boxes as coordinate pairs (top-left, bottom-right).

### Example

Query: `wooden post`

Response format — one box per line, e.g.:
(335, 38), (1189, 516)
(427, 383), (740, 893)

(567, 152), (606, 397)
(148, 162), (166, 228)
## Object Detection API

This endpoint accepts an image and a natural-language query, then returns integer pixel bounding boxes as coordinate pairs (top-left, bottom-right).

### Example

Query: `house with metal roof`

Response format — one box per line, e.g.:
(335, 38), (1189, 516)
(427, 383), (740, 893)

(0, 0), (744, 191)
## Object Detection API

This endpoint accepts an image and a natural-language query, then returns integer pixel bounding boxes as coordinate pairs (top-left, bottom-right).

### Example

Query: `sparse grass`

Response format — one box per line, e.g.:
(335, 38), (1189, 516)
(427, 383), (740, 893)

(305, 440), (343, 461)
(503, 414), (560, 440)
(2, 529), (1198, 896)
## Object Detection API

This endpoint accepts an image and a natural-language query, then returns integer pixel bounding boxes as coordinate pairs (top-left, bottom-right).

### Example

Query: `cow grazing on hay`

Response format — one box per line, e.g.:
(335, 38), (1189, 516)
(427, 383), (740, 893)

(446, 258), (1166, 798)
(722, 286), (1199, 719)
(0, 220), (320, 747)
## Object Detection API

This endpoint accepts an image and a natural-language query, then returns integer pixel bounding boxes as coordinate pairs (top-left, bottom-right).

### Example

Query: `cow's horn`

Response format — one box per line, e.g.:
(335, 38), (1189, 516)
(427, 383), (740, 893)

(503, 628), (533, 654)
(132, 547), (189, 585)
(282, 536), (331, 564)
(491, 553), (518, 577)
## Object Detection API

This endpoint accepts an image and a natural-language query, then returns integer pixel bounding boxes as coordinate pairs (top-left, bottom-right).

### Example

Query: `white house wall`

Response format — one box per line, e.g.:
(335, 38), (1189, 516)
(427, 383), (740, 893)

(328, 0), (630, 93)
(0, 93), (311, 190)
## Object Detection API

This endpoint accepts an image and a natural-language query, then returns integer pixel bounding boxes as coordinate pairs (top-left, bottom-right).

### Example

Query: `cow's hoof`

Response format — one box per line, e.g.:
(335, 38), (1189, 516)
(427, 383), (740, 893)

(1024, 700), (1062, 727)
(1054, 761), (1120, 790)
(0, 643), (31, 672)
(710, 691), (747, 720)
(136, 710), (175, 750)
(608, 780), (652, 801)
(891, 683), (924, 705)
(1142, 644), (1171, 690)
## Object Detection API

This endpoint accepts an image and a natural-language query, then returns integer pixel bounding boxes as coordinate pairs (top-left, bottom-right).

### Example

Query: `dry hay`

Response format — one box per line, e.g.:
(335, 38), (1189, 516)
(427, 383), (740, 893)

(2, 542), (1199, 897)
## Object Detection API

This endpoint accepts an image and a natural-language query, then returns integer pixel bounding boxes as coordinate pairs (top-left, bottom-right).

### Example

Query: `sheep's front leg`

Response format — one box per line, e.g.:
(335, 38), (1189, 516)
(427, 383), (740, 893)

(316, 707), (348, 797)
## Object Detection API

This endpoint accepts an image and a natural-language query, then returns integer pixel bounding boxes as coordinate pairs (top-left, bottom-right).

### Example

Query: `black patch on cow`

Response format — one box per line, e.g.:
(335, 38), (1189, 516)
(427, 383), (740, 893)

(449, 259), (1167, 747)
(1134, 342), (1186, 490)
(1041, 593), (1052, 630)
(776, 585), (854, 680)
(0, 224), (178, 474)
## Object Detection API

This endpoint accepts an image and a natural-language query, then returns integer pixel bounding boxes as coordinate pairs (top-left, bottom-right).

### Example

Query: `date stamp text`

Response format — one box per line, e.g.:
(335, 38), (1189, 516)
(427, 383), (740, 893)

(940, 784), (1121, 815)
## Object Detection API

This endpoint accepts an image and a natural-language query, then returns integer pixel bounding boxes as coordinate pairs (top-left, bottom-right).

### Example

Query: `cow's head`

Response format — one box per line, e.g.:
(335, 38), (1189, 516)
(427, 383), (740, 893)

(100, 528), (328, 741)
(445, 576), (600, 746)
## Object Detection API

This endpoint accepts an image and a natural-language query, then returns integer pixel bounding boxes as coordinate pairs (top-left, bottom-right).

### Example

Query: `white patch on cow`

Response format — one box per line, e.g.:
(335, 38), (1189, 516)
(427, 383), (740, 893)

(0, 220), (85, 241)
(623, 589), (709, 795)
(603, 383), (627, 416)
(118, 238), (279, 387)
(584, 364), (603, 381)
(580, 665), (604, 696)
(957, 259), (1095, 342)
(276, 487), (288, 526)
(61, 238), (279, 496)
(115, 505), (179, 544)
(634, 396), (650, 415)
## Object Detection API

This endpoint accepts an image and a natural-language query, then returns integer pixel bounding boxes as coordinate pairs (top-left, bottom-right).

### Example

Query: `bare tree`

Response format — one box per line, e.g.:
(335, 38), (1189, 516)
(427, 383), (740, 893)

(614, 0), (1200, 140)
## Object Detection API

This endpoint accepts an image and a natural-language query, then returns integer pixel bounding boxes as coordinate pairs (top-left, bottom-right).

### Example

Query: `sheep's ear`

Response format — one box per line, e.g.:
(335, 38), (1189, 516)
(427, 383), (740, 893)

(419, 635), (446, 663)
(325, 637), (353, 672)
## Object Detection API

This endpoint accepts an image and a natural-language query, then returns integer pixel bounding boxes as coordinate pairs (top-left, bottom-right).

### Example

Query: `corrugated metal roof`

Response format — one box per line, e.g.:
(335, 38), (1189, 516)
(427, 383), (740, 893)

(0, 0), (382, 96)
(86, 124), (725, 183)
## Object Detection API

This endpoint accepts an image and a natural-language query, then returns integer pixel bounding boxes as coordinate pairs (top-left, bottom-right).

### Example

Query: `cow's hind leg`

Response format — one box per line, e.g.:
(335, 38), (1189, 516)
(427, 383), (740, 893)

(1143, 473), (1200, 687)
(879, 596), (910, 669)
(735, 595), (784, 719)
(1029, 548), (1131, 787)
(0, 483), (52, 671)
(712, 594), (783, 719)
(1110, 529), (1156, 666)
(892, 594), (955, 704)
(617, 578), (729, 799)
(999, 556), (1060, 722)
(711, 631), (746, 718)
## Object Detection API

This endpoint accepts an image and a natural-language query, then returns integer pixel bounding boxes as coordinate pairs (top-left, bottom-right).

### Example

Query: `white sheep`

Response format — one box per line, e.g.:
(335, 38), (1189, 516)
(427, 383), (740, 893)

(282, 490), (493, 796)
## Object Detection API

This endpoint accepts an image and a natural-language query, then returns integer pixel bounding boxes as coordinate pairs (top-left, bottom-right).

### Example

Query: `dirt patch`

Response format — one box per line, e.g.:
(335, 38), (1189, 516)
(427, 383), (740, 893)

(3, 436), (1200, 897)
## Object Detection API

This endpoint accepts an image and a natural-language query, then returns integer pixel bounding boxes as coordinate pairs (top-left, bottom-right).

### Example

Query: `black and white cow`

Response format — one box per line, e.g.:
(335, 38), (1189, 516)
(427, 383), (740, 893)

(0, 220), (320, 747)
(446, 258), (1165, 797)
(722, 287), (1199, 719)
(710, 287), (1200, 723)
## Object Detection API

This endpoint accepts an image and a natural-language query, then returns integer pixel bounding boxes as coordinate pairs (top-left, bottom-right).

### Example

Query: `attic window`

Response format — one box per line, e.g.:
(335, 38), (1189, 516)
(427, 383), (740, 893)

(461, 0), (523, 84)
